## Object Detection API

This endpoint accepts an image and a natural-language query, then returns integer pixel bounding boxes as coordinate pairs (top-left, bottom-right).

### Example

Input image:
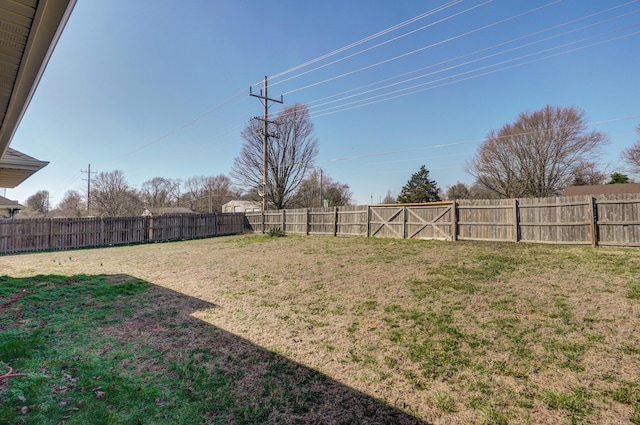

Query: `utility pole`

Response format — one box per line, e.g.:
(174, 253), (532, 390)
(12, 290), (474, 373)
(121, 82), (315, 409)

(250, 76), (283, 211)
(81, 164), (97, 214)
(319, 168), (323, 207)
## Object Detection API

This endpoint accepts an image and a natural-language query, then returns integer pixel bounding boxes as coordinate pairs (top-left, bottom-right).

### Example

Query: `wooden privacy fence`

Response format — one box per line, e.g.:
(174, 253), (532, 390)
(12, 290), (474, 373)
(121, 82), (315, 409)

(244, 194), (640, 247)
(0, 213), (245, 253)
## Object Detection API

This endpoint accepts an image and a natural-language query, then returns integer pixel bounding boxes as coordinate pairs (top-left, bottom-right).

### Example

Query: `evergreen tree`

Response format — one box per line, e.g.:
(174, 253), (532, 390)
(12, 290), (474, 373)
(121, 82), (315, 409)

(397, 165), (441, 203)
(608, 172), (630, 184)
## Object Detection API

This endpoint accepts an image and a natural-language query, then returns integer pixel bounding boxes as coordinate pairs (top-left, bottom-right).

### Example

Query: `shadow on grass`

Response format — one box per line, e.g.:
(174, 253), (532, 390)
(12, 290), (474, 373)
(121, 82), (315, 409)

(0, 274), (430, 425)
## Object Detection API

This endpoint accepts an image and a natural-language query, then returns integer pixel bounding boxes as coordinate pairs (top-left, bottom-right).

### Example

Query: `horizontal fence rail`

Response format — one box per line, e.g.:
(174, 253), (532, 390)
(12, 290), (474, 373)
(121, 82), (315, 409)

(0, 213), (245, 254)
(245, 194), (640, 247)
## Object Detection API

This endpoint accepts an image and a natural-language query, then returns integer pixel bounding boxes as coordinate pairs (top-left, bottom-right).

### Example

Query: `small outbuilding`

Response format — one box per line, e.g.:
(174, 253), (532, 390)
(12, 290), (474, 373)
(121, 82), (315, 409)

(142, 207), (196, 216)
(0, 196), (24, 218)
(222, 200), (262, 213)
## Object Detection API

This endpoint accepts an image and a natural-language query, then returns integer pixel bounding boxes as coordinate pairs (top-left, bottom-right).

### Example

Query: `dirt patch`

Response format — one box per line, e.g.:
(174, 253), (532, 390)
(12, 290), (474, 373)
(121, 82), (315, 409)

(105, 274), (139, 284)
(0, 290), (29, 312)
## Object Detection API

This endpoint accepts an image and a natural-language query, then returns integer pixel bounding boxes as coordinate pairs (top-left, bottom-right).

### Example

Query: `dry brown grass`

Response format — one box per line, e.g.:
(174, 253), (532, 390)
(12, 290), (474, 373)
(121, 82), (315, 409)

(1, 234), (639, 424)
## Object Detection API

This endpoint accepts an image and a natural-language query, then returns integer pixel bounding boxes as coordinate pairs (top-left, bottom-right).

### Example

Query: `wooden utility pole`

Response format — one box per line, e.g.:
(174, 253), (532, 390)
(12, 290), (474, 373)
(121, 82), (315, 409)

(250, 76), (283, 211)
(81, 164), (97, 214)
(320, 168), (323, 207)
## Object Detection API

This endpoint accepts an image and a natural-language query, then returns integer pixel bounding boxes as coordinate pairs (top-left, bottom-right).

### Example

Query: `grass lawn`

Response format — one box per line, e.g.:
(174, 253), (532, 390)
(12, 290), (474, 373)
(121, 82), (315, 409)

(1, 235), (639, 424)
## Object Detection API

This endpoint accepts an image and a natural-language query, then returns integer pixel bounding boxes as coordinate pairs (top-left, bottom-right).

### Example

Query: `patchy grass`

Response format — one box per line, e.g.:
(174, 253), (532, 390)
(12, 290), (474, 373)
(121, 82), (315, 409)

(1, 236), (639, 424)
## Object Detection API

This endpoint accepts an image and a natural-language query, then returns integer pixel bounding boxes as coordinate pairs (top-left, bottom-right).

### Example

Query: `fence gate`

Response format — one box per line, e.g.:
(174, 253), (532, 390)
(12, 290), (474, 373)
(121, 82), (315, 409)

(369, 204), (454, 240)
(406, 203), (454, 240)
(369, 206), (404, 238)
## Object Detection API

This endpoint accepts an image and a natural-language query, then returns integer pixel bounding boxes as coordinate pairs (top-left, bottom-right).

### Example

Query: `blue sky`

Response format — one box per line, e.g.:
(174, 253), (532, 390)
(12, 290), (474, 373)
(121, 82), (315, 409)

(7, 0), (640, 206)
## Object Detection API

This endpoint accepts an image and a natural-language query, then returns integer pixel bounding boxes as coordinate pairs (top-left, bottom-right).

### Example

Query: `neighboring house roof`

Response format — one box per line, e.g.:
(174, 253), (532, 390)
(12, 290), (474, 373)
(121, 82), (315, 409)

(0, 0), (76, 187)
(0, 195), (24, 210)
(0, 195), (24, 218)
(143, 207), (196, 216)
(563, 183), (640, 196)
(222, 200), (262, 212)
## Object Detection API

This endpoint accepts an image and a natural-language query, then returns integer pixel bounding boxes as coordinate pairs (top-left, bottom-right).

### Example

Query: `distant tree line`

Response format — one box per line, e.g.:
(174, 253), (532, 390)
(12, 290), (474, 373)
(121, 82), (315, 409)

(19, 166), (352, 218)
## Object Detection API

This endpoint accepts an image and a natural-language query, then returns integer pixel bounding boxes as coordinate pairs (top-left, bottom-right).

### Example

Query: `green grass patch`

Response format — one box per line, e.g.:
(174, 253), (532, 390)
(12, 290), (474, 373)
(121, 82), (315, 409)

(543, 387), (594, 424)
(406, 253), (518, 300)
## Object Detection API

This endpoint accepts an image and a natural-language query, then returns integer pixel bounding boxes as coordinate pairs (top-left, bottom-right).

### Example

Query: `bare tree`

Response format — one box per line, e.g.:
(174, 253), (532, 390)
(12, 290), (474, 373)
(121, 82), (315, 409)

(323, 183), (352, 207)
(181, 174), (237, 213)
(446, 182), (471, 200)
(291, 169), (352, 208)
(468, 182), (500, 199)
(382, 190), (396, 204)
(91, 170), (142, 216)
(182, 176), (204, 211)
(568, 159), (608, 186)
(24, 190), (50, 216)
(291, 172), (319, 208)
(232, 103), (318, 209)
(56, 190), (85, 217)
(466, 105), (608, 198)
(167, 178), (182, 207)
(621, 123), (640, 176)
(140, 177), (175, 208)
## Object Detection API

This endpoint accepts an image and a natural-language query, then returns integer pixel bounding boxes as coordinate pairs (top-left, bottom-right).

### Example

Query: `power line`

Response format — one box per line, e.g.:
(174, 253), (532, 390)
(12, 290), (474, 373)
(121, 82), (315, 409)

(267, 0), (464, 81)
(240, 2), (638, 130)
(271, 0), (481, 88)
(303, 2), (640, 109)
(309, 27), (640, 119)
(51, 171), (83, 198)
(105, 88), (248, 164)
(260, 19), (638, 124)
(280, 0), (561, 95)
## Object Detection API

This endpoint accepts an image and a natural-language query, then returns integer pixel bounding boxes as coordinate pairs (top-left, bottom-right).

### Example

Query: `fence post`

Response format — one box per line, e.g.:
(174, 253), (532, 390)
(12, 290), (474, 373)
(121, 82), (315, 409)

(334, 207), (338, 237)
(366, 205), (371, 237)
(403, 206), (407, 239)
(261, 210), (265, 234)
(148, 216), (154, 242)
(282, 209), (286, 233)
(589, 196), (598, 247)
(452, 200), (458, 241)
(513, 199), (520, 242)
(306, 208), (310, 236)
(49, 217), (54, 249)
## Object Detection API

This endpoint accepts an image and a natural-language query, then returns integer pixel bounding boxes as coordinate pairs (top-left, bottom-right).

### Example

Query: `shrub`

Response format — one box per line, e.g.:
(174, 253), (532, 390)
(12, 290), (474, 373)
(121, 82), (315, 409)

(267, 227), (286, 237)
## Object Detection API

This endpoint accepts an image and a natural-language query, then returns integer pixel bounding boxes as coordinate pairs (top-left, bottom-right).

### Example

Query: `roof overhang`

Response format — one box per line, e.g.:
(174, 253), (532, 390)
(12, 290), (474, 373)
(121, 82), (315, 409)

(0, 0), (76, 187)
(0, 147), (49, 188)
